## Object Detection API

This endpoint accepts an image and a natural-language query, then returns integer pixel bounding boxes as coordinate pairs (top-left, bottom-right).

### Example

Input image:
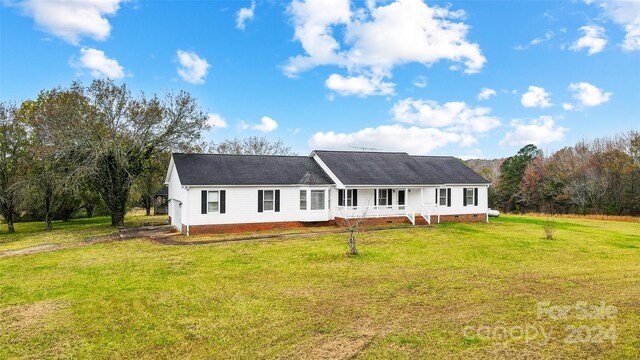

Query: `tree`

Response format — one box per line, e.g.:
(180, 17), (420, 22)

(131, 151), (171, 216)
(0, 103), (28, 233)
(209, 137), (296, 155)
(79, 186), (102, 218)
(84, 80), (207, 226)
(337, 207), (371, 256)
(19, 85), (90, 230)
(495, 144), (540, 212)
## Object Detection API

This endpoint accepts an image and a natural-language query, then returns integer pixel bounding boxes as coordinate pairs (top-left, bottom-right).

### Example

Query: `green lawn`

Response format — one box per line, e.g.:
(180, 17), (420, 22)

(0, 215), (638, 359)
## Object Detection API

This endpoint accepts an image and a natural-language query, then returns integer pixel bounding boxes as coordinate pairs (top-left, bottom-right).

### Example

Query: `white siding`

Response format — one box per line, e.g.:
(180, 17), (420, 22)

(185, 186), (333, 226)
(406, 185), (489, 217)
(167, 164), (185, 230)
(331, 185), (489, 219)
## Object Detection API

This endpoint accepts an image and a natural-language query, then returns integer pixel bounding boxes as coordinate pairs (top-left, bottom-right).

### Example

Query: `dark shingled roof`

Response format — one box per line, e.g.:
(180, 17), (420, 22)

(172, 153), (334, 186)
(412, 156), (491, 184)
(313, 150), (489, 185)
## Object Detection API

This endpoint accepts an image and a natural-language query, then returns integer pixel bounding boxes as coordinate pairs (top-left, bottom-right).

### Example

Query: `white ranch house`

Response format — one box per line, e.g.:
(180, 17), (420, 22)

(164, 150), (490, 235)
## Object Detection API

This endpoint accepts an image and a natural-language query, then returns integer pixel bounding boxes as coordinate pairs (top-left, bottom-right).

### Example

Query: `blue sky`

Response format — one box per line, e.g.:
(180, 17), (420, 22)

(1, 0), (639, 159)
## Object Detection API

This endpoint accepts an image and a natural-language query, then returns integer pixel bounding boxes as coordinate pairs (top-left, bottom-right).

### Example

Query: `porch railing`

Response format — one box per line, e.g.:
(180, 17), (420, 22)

(337, 205), (415, 225)
(420, 205), (431, 225)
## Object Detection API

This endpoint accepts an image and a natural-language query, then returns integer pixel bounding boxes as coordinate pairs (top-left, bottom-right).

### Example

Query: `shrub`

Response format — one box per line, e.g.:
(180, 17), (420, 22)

(543, 218), (556, 240)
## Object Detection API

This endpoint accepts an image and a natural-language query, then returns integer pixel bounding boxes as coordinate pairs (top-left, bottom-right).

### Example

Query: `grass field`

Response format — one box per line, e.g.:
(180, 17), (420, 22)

(0, 214), (638, 359)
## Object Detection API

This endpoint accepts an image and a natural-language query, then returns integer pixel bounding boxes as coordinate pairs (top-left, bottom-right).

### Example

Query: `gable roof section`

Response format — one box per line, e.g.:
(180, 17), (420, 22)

(171, 153), (334, 186)
(312, 151), (426, 185)
(312, 150), (489, 185)
(411, 156), (491, 184)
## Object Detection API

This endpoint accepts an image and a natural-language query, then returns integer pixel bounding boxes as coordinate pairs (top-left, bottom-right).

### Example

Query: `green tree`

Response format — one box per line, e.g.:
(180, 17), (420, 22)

(131, 151), (171, 216)
(495, 144), (540, 212)
(84, 80), (207, 226)
(0, 103), (29, 233)
(19, 85), (91, 230)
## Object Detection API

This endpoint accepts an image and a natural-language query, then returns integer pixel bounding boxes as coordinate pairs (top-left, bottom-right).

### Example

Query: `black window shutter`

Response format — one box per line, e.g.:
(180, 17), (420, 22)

(201, 190), (207, 214)
(220, 190), (226, 213)
(463, 188), (467, 206)
(435, 189), (438, 204)
(474, 188), (478, 206)
(374, 189), (377, 206)
(388, 189), (392, 205)
(275, 190), (280, 212)
(353, 189), (358, 207)
(338, 189), (344, 206)
(447, 188), (451, 207)
(258, 190), (263, 213)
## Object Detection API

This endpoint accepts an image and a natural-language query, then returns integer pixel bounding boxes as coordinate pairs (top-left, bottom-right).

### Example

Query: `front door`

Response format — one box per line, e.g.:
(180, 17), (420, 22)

(398, 190), (406, 209)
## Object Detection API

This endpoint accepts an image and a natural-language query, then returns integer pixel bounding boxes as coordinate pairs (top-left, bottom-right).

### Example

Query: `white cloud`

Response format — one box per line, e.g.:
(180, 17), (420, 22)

(521, 86), (552, 108)
(570, 25), (607, 55)
(514, 30), (554, 50)
(17, 0), (124, 44)
(569, 82), (612, 107)
(236, 1), (256, 30)
(325, 73), (395, 96)
(285, 0), (485, 96)
(309, 124), (476, 155)
(589, 0), (640, 51)
(391, 98), (501, 133)
(531, 30), (555, 45)
(284, 0), (351, 76)
(477, 87), (497, 100)
(562, 103), (574, 110)
(499, 116), (567, 147)
(76, 48), (124, 79)
(206, 113), (228, 129)
(251, 116), (278, 133)
(176, 50), (210, 84)
(412, 75), (428, 88)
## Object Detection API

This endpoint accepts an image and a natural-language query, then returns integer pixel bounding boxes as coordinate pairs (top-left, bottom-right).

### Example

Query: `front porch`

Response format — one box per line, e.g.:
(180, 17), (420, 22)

(336, 187), (439, 225)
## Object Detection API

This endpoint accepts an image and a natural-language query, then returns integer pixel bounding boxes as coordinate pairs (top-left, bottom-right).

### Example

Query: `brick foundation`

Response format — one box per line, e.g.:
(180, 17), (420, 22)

(179, 213), (487, 235)
(183, 220), (337, 235)
(417, 213), (486, 224)
(335, 216), (412, 227)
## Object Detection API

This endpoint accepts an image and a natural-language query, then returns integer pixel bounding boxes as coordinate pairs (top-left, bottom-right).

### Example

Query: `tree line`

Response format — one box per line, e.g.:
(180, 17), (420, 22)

(469, 131), (640, 216)
(1, 80), (298, 233)
(0, 79), (212, 233)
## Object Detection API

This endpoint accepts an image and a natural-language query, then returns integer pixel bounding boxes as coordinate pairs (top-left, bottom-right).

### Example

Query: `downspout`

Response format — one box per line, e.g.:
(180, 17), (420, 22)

(184, 186), (190, 236)
(437, 185), (443, 224)
(486, 185), (490, 223)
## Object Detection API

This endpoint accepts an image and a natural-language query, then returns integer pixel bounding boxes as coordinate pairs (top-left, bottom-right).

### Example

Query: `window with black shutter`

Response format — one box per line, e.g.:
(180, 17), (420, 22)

(465, 188), (474, 206)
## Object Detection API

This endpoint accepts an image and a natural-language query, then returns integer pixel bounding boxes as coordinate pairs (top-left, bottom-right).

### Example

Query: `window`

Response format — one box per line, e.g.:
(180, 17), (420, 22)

(378, 189), (388, 206)
(465, 188), (474, 206)
(263, 190), (274, 211)
(311, 190), (325, 210)
(439, 188), (447, 206)
(346, 189), (353, 206)
(300, 190), (307, 210)
(208, 191), (219, 212)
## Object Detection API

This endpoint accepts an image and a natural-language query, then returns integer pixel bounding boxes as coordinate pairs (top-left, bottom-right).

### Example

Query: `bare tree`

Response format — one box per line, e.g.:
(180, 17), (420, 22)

(0, 103), (28, 233)
(209, 137), (296, 155)
(337, 205), (370, 256)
